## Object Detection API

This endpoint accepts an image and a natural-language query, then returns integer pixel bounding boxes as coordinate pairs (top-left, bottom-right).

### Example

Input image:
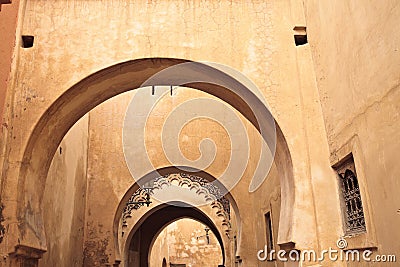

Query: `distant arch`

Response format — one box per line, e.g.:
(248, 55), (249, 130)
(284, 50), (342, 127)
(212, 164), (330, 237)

(125, 203), (225, 267)
(114, 167), (241, 263)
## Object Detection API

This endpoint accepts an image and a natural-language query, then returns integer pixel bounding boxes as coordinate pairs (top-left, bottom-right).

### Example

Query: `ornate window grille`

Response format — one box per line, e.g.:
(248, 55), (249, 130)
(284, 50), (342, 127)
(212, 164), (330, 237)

(336, 155), (366, 235)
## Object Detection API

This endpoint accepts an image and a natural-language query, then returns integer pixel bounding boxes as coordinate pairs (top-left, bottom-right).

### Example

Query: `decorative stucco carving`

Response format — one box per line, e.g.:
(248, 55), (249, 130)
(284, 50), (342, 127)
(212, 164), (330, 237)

(122, 189), (152, 227)
(122, 173), (232, 234)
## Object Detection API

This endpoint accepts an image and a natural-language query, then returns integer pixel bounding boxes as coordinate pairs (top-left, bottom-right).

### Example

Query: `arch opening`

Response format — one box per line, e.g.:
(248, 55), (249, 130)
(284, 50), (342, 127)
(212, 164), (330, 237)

(149, 218), (223, 267)
(115, 170), (241, 266)
(125, 203), (225, 267)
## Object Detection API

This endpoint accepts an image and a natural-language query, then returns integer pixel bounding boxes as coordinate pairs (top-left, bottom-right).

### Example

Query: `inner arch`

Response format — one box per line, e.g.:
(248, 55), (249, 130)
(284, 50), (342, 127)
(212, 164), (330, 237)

(149, 218), (223, 267)
(125, 203), (226, 267)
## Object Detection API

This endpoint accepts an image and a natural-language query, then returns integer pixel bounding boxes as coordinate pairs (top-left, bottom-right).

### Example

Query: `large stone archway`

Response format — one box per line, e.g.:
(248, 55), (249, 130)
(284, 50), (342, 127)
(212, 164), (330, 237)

(2, 58), (298, 266)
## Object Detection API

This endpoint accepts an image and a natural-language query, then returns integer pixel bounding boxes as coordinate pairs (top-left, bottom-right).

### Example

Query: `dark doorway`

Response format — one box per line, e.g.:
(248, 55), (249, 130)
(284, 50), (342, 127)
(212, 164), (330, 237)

(126, 203), (225, 267)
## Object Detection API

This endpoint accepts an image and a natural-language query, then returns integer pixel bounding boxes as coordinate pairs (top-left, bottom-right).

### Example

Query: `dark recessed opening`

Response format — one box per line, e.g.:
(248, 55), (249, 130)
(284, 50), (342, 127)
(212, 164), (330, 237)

(22, 35), (34, 48)
(294, 34), (308, 46)
(265, 211), (274, 252)
(293, 26), (308, 46)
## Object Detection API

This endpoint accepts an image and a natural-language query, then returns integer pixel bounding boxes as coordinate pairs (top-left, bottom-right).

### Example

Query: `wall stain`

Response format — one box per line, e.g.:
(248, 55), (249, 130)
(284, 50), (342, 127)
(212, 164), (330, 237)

(0, 204), (5, 244)
(83, 222), (110, 266)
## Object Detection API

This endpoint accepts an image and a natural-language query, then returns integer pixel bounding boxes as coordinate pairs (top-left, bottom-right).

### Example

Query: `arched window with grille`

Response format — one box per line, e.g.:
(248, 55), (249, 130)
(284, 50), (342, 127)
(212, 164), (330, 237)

(336, 154), (366, 235)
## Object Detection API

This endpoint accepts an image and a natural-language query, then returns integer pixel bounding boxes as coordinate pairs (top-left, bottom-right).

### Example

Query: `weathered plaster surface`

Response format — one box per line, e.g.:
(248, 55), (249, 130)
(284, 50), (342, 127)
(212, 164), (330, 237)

(0, 0), (19, 124)
(305, 0), (400, 261)
(40, 116), (89, 267)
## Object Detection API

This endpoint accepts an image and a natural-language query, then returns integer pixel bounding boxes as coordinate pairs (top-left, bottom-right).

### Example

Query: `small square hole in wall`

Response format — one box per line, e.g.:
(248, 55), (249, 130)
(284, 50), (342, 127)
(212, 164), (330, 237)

(293, 26), (308, 46)
(22, 35), (34, 48)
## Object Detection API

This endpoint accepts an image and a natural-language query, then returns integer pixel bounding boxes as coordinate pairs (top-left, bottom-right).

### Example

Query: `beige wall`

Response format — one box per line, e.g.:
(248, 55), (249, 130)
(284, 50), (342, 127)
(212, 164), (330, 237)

(84, 92), (134, 266)
(39, 115), (89, 267)
(149, 227), (169, 267)
(0, 0), (19, 124)
(252, 163), (282, 267)
(305, 0), (400, 261)
(0, 0), (19, 227)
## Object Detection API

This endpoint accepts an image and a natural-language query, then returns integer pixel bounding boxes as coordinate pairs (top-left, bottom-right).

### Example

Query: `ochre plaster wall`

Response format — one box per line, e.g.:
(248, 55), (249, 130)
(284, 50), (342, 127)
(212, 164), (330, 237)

(39, 116), (89, 267)
(149, 226), (169, 267)
(0, 0), (19, 221)
(0, 0), (19, 124)
(305, 0), (400, 261)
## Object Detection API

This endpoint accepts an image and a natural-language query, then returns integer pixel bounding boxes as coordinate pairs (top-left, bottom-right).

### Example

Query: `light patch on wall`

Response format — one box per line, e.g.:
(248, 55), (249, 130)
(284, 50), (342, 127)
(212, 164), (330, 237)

(150, 218), (223, 267)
